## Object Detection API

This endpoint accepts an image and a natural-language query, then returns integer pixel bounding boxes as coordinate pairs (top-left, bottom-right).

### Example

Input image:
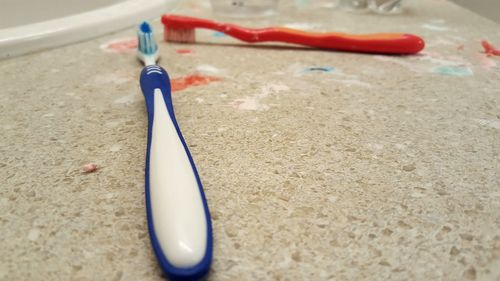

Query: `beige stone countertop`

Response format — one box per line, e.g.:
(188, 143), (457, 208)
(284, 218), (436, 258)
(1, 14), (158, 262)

(1, 0), (500, 280)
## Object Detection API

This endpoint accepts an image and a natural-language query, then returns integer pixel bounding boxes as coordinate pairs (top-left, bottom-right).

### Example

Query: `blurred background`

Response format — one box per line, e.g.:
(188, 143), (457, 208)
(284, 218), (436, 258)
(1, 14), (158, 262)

(452, 0), (500, 23)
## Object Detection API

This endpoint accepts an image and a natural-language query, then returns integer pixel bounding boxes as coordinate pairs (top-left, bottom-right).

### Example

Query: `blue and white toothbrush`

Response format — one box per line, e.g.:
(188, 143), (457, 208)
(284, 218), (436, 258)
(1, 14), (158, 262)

(136, 22), (212, 281)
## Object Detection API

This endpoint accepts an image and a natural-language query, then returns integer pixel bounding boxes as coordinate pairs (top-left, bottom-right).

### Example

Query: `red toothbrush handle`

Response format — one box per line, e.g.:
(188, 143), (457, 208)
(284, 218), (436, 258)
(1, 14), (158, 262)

(260, 28), (424, 54)
(162, 14), (425, 54)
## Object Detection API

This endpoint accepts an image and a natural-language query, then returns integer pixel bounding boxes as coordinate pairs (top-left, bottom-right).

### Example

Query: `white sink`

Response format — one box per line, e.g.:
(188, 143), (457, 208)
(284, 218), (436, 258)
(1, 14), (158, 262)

(0, 0), (180, 59)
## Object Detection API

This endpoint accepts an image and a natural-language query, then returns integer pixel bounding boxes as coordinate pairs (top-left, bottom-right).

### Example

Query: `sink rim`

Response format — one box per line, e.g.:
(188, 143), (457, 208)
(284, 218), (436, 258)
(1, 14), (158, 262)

(0, 0), (179, 59)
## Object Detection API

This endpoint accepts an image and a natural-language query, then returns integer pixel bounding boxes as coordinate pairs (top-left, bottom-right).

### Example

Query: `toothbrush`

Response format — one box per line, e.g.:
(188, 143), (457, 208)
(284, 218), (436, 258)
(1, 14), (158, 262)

(161, 14), (425, 54)
(136, 22), (212, 281)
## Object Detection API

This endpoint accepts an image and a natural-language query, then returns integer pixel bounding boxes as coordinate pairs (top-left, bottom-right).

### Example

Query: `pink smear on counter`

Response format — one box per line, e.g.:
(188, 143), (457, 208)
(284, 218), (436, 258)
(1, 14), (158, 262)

(481, 40), (500, 56)
(176, 49), (194, 54)
(100, 38), (138, 53)
(82, 163), (98, 173)
(476, 54), (497, 70)
(171, 75), (222, 92)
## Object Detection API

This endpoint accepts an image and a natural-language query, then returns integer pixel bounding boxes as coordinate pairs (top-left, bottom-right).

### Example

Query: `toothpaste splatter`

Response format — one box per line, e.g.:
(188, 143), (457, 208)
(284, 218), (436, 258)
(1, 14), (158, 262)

(283, 22), (322, 30)
(374, 55), (419, 71)
(418, 51), (466, 66)
(425, 38), (456, 48)
(421, 24), (449, 31)
(82, 163), (98, 173)
(27, 228), (41, 241)
(289, 63), (370, 87)
(171, 75), (222, 92)
(288, 63), (334, 76)
(114, 92), (140, 104)
(481, 40), (500, 56)
(303, 66), (334, 73)
(432, 66), (473, 76)
(476, 54), (497, 70)
(176, 49), (194, 54)
(473, 118), (500, 130)
(294, 0), (309, 8)
(196, 64), (222, 75)
(213, 32), (227, 37)
(94, 72), (131, 85)
(230, 83), (289, 111)
(331, 78), (372, 88)
(109, 144), (122, 152)
(332, 69), (372, 88)
(375, 52), (471, 75)
(100, 38), (137, 53)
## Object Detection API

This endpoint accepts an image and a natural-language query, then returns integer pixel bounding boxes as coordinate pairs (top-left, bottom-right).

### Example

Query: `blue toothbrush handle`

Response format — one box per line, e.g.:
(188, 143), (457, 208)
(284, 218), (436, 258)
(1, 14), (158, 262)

(140, 65), (212, 281)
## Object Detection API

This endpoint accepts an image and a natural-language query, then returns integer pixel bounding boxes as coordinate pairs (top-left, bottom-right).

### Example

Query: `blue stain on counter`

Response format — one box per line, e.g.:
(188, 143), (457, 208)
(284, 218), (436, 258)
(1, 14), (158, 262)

(213, 31), (227, 37)
(432, 66), (473, 76)
(303, 66), (335, 73)
(295, 0), (309, 7)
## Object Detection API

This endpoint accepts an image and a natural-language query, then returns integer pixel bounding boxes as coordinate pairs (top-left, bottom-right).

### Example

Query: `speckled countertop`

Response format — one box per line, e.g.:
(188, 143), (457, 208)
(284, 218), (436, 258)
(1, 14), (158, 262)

(1, 0), (500, 280)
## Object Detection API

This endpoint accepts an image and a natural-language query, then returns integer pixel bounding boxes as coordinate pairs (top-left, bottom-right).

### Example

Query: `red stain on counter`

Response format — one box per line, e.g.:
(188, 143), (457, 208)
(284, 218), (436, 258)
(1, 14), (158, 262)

(176, 49), (194, 54)
(171, 75), (222, 92)
(481, 40), (500, 56)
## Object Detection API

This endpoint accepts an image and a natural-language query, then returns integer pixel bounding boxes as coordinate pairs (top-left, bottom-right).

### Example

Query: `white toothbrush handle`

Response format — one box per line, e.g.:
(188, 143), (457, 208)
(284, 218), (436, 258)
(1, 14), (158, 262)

(150, 88), (207, 265)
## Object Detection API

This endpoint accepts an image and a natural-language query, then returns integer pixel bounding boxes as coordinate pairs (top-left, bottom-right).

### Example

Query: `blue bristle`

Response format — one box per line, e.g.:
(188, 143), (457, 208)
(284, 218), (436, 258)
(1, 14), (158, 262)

(138, 21), (157, 55)
(140, 22), (152, 33)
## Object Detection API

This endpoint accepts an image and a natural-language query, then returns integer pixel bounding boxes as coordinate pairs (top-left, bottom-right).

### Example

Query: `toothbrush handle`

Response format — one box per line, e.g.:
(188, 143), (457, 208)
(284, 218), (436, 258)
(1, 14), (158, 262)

(162, 14), (425, 54)
(256, 28), (424, 54)
(140, 65), (212, 281)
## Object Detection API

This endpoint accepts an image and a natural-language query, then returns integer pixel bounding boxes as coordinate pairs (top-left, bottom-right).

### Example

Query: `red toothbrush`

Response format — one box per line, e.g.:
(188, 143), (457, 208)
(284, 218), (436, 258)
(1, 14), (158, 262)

(161, 14), (425, 55)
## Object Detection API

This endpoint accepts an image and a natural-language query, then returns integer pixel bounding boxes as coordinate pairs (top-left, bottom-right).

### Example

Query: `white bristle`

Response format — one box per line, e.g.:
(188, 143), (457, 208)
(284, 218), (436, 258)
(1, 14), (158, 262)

(165, 27), (195, 43)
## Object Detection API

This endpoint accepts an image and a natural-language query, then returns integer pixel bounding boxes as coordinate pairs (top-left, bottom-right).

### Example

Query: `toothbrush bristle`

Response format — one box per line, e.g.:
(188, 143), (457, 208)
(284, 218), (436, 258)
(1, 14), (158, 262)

(164, 26), (196, 43)
(138, 22), (158, 55)
(140, 22), (152, 33)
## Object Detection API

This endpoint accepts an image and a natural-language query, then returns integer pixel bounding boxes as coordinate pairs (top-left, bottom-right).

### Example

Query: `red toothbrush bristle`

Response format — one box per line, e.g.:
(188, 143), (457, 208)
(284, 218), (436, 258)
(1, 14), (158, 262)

(165, 26), (196, 43)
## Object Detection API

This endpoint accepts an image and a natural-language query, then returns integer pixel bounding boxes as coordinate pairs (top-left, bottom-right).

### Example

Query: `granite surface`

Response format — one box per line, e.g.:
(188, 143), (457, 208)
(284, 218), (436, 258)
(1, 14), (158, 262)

(1, 0), (500, 280)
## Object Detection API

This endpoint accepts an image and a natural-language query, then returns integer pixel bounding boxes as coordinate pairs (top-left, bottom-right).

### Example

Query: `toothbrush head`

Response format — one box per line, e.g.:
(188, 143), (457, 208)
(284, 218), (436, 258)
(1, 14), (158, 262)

(137, 21), (159, 66)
